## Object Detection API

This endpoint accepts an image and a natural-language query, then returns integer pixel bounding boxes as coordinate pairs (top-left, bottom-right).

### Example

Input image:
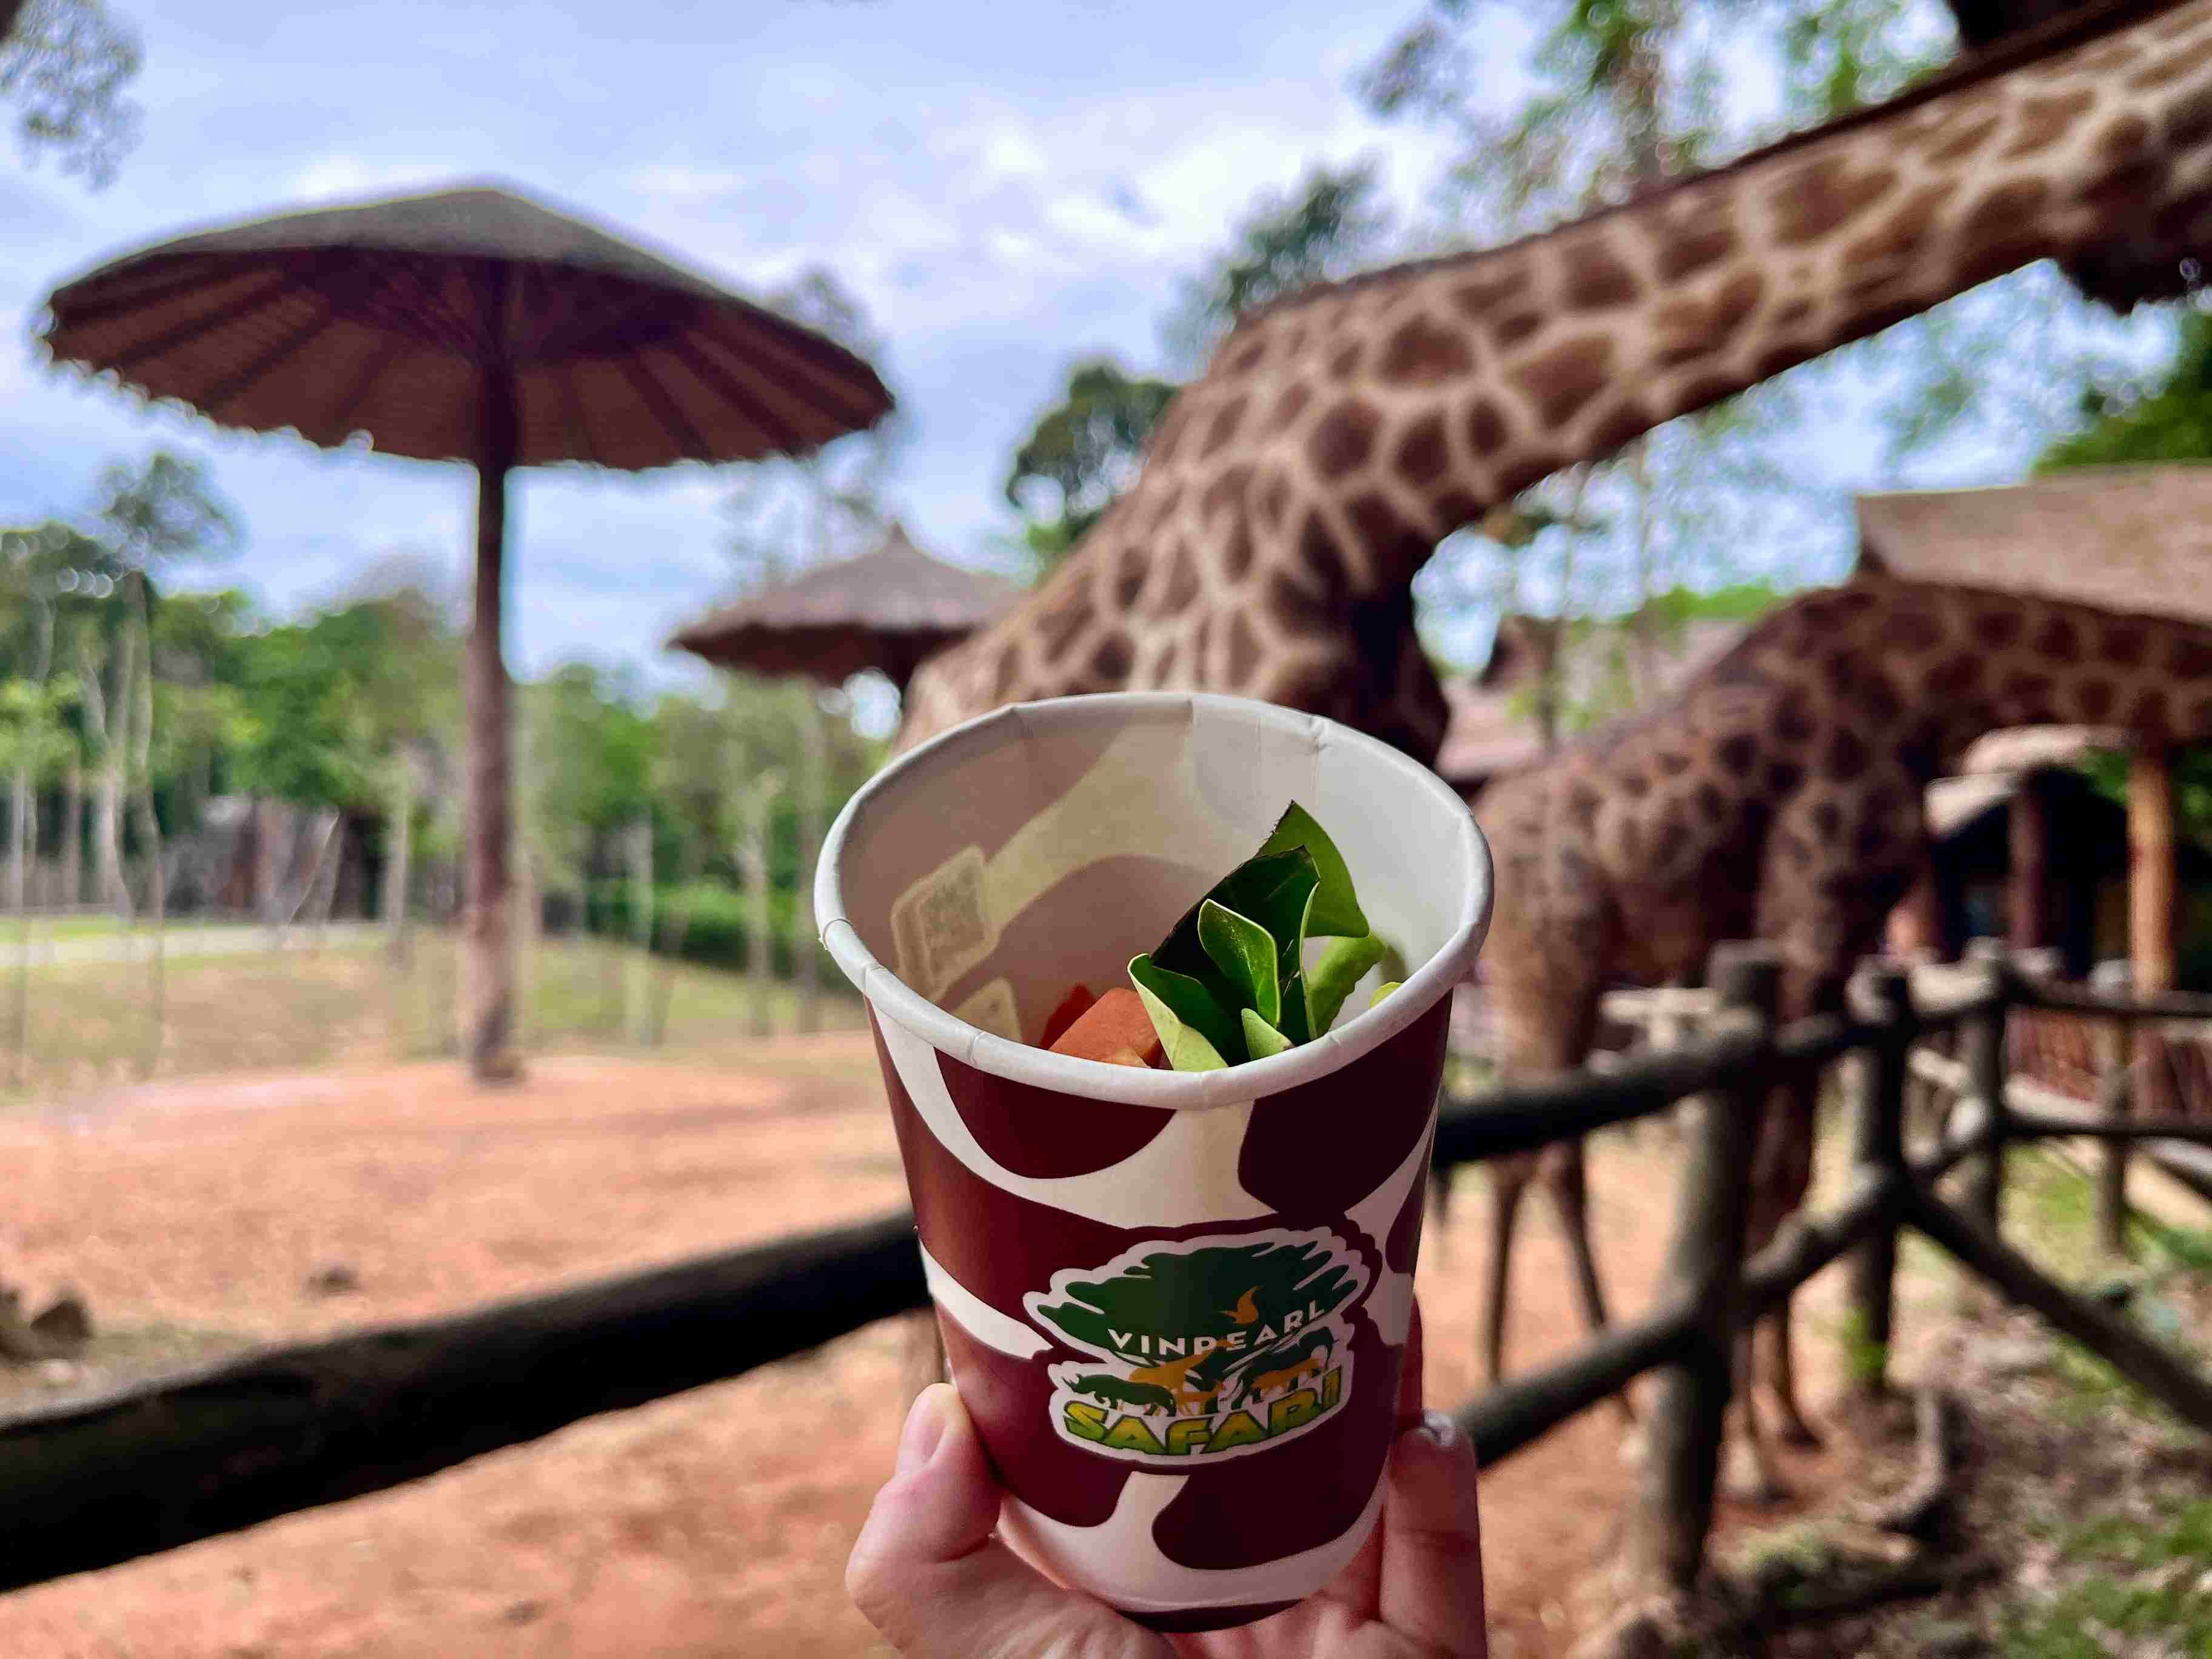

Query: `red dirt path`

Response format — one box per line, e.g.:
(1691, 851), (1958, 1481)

(0, 1039), (1852, 1657)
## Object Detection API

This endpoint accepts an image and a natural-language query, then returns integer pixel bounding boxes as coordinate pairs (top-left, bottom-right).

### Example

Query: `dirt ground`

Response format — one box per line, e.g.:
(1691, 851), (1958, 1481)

(0, 1037), (1877, 1658)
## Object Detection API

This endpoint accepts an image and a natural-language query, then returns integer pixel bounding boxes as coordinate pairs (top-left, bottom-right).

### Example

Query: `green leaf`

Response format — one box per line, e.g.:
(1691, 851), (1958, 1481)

(1276, 970), (1313, 1044)
(1255, 802), (1369, 939)
(1369, 980), (1403, 1009)
(1307, 933), (1388, 1035)
(1153, 849), (1318, 981)
(1132, 976), (1229, 1073)
(1129, 954), (1245, 1065)
(1198, 900), (1279, 1027)
(1241, 1007), (1294, 1059)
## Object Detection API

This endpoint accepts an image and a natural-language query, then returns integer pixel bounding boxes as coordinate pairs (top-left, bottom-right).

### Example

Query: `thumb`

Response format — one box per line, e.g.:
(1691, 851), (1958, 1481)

(846, 1382), (1163, 1659)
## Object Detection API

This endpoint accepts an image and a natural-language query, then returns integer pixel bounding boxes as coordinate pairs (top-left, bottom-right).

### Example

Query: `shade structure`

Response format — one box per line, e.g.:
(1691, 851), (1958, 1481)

(38, 181), (894, 1081)
(669, 520), (1019, 692)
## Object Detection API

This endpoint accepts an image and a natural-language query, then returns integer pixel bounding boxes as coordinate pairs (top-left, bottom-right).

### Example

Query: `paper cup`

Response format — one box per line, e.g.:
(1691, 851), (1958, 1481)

(817, 692), (1492, 1630)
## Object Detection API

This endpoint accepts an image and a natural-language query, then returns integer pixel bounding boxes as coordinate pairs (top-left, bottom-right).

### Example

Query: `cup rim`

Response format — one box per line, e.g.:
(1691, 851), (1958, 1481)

(816, 691), (1493, 1111)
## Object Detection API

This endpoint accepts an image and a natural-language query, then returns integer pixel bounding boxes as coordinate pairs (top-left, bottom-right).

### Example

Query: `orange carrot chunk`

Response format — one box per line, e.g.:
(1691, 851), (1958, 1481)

(1039, 984), (1097, 1048)
(1048, 986), (1164, 1068)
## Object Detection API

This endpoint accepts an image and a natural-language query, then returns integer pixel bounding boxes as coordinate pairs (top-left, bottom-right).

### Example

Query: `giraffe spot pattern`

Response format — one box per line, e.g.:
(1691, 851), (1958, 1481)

(2003, 87), (2097, 158)
(1221, 521), (1255, 584)
(1586, 400), (1651, 459)
(1512, 334), (1615, 427)
(1694, 781), (1729, 823)
(1155, 545), (1202, 616)
(1923, 107), (2002, 164)
(2100, 621), (2150, 667)
(1393, 414), (1451, 489)
(1972, 606), (2024, 649)
(1221, 334), (1269, 377)
(1346, 494), (1432, 576)
(2033, 614), (2082, 662)
(1296, 513), (1347, 594)
(1090, 631), (1134, 682)
(2098, 111), (2154, 164)
(2131, 689), (2174, 735)
(1954, 179), (2056, 287)
(1376, 315), (1475, 385)
(1825, 728), (1869, 782)
(2077, 679), (2116, 721)
(1490, 309), (1545, 350)
(1769, 155), (1897, 246)
(1308, 401), (1381, 481)
(1225, 612), (1261, 683)
(1559, 236), (1641, 311)
(1842, 179), (1959, 280)
(2170, 636), (2212, 679)
(1466, 398), (1509, 455)
(1717, 734), (1757, 776)
(1649, 209), (1737, 282)
(1271, 382), (1313, 427)
(1651, 269), (1765, 367)
(1200, 395), (1250, 460)
(1327, 343), (1364, 381)
(1448, 268), (1526, 321)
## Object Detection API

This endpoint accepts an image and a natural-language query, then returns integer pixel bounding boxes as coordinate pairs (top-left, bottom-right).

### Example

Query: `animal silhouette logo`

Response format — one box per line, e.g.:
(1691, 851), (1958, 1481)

(1026, 1228), (1370, 1465)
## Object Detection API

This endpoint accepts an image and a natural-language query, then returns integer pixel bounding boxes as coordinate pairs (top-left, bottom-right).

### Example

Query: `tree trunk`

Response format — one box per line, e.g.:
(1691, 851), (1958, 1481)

(797, 694), (825, 1034)
(514, 849), (540, 1051)
(2130, 748), (2177, 1119)
(649, 839), (705, 1047)
(127, 578), (164, 1079)
(461, 436), (520, 1084)
(9, 763), (33, 1089)
(60, 757), (81, 910)
(383, 763), (415, 967)
(81, 630), (132, 926)
(743, 777), (782, 1039)
(626, 816), (653, 1045)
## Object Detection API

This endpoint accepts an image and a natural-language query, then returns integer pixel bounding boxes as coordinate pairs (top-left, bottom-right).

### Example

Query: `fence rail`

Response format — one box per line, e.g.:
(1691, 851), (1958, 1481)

(1, 947), (2209, 1600)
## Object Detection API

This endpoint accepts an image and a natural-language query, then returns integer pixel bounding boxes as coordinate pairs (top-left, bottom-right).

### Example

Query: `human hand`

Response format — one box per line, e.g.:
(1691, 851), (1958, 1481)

(846, 1301), (1487, 1657)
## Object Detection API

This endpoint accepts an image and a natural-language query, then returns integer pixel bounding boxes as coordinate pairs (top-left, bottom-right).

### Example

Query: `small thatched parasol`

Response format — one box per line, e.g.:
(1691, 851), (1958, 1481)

(38, 181), (894, 1081)
(668, 519), (1017, 693)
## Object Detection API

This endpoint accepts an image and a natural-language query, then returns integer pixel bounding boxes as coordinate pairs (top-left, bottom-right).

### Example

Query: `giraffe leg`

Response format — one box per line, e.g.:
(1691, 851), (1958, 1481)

(1753, 1070), (1825, 1450)
(1767, 1293), (1823, 1449)
(1723, 1325), (1791, 1506)
(1540, 1138), (1635, 1427)
(1483, 1155), (1532, 1388)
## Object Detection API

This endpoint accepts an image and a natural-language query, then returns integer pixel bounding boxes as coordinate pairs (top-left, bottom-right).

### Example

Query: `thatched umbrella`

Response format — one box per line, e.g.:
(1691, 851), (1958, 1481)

(669, 519), (1016, 1033)
(37, 181), (894, 1081)
(668, 518), (1017, 694)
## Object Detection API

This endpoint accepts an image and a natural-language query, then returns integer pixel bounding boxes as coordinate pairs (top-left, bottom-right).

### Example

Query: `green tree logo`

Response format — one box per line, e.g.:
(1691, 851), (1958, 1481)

(1027, 1228), (1371, 1464)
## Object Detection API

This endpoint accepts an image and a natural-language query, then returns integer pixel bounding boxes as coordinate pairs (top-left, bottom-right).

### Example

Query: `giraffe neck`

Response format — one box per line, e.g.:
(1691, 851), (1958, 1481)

(1185, 0), (2212, 604)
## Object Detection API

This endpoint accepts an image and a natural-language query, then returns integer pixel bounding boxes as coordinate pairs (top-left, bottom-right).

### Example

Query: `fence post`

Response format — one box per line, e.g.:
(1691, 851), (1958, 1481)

(2091, 959), (2134, 1259)
(1627, 943), (1776, 1592)
(1846, 963), (1912, 1403)
(1959, 940), (2011, 1236)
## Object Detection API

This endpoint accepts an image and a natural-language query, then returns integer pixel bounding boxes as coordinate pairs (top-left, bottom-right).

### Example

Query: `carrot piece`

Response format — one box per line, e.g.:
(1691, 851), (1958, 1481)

(1048, 986), (1165, 1068)
(1039, 984), (1097, 1048)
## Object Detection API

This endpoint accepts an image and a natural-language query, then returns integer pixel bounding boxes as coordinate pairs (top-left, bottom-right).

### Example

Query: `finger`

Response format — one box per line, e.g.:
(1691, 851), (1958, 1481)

(1396, 1296), (1427, 1431)
(1376, 1410), (1488, 1656)
(846, 1383), (1163, 1659)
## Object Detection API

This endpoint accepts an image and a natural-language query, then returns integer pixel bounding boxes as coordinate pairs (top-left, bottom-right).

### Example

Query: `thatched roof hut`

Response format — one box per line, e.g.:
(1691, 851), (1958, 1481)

(669, 520), (1019, 692)
(1856, 465), (2212, 625)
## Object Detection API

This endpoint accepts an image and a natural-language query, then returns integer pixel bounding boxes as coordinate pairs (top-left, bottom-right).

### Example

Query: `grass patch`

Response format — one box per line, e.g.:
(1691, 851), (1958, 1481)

(2001, 1499), (2212, 1657)
(0, 932), (863, 1102)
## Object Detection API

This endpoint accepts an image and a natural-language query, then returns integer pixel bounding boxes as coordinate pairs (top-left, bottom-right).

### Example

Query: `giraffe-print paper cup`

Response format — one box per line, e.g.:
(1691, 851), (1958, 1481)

(817, 691), (1492, 1630)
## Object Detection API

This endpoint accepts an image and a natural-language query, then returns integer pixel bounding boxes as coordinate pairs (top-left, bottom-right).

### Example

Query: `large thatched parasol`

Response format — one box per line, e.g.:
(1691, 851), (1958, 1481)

(38, 181), (894, 1081)
(668, 518), (1017, 692)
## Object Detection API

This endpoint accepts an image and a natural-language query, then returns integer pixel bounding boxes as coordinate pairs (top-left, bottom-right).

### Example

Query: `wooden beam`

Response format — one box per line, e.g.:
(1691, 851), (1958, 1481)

(1454, 1302), (1694, 1469)
(0, 1212), (928, 1594)
(2131, 747), (2179, 1118)
(1906, 1187), (2212, 1434)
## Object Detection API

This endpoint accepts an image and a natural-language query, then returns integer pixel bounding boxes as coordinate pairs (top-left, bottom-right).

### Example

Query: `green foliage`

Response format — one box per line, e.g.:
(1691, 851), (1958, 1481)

(2040, 307), (2212, 472)
(1, 0), (141, 187)
(1999, 1499), (2212, 1656)
(1001, 360), (1182, 577)
(1829, 1305), (1889, 1392)
(1159, 162), (1395, 370)
(1133, 803), (1390, 1068)
(581, 880), (836, 985)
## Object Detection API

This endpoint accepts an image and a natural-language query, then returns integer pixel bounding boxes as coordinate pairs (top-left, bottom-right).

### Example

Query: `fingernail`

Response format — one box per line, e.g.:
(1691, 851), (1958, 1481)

(1418, 1409), (1459, 1451)
(896, 1388), (950, 1475)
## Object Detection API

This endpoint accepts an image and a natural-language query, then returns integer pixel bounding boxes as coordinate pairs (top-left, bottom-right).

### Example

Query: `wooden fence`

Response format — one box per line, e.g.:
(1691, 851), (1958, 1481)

(2, 945), (2211, 1601)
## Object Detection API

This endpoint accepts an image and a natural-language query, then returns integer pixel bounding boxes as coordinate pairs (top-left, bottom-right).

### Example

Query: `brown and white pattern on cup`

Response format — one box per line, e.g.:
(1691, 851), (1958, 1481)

(874, 993), (1449, 1621)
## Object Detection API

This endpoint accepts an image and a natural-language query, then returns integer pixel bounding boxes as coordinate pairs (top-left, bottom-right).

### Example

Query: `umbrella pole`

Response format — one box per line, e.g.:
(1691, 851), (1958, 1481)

(463, 442), (521, 1084)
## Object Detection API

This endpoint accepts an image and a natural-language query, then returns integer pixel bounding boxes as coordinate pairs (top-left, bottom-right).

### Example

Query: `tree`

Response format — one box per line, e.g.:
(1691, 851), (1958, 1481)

(1000, 360), (1182, 578)
(1, 0), (140, 186)
(1159, 162), (1396, 372)
(2040, 306), (2212, 471)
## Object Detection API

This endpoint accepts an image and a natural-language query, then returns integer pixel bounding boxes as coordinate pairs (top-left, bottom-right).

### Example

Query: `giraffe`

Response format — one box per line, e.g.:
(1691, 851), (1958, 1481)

(901, 0), (2212, 763)
(892, 0), (2212, 1455)
(1475, 573), (2212, 1498)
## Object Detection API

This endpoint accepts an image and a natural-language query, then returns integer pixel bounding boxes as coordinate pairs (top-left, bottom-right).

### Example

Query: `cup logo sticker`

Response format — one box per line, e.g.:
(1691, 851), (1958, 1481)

(1025, 1228), (1372, 1465)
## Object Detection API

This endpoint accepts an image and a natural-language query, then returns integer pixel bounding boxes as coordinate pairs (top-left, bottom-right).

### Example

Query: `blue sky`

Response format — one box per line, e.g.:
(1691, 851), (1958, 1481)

(0, 0), (2175, 721)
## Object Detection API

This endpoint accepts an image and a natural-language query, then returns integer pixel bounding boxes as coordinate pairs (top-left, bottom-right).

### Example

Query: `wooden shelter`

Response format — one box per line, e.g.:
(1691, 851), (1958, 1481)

(668, 519), (1017, 694)
(1860, 465), (2212, 1110)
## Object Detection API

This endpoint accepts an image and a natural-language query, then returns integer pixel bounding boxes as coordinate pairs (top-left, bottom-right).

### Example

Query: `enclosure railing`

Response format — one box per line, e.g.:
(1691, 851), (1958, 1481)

(2, 945), (2211, 1598)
